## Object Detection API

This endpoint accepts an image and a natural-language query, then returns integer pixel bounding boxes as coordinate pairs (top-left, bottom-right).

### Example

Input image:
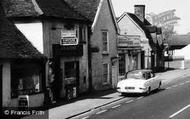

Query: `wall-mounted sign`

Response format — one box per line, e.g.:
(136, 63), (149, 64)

(118, 36), (141, 47)
(60, 37), (78, 45)
(61, 30), (77, 38)
(60, 29), (78, 45)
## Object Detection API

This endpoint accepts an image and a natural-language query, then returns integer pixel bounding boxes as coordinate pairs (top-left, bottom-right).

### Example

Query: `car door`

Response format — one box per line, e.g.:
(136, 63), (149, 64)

(144, 72), (151, 89)
(147, 72), (156, 90)
(150, 72), (158, 90)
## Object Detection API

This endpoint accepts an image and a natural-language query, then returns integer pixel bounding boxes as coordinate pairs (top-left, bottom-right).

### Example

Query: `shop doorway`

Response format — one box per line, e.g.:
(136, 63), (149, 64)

(64, 61), (79, 100)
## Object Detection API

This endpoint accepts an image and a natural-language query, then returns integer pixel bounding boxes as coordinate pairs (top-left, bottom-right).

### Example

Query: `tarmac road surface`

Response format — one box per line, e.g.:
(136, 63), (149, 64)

(89, 76), (190, 119)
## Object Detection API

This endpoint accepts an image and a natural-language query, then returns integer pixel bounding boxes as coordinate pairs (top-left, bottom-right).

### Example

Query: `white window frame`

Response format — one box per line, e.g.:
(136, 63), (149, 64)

(102, 30), (109, 53)
(103, 63), (110, 84)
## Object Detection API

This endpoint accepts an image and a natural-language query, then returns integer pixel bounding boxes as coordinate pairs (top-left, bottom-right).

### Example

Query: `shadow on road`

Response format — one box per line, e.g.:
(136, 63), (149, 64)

(120, 88), (165, 97)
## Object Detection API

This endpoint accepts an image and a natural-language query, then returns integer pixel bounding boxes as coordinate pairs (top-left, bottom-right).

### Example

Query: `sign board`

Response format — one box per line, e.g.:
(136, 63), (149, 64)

(60, 37), (78, 45)
(61, 30), (77, 38)
(60, 29), (78, 45)
(118, 36), (141, 47)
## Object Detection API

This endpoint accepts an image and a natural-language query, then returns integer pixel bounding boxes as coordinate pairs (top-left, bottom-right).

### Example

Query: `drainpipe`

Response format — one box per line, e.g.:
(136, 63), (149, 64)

(87, 25), (93, 93)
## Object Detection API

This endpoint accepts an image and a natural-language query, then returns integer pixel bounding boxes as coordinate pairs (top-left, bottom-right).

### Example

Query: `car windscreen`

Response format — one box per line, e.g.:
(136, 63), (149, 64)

(126, 71), (145, 79)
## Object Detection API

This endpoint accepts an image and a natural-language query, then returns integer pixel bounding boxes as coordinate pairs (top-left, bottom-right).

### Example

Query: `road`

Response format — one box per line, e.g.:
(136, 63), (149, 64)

(88, 76), (190, 119)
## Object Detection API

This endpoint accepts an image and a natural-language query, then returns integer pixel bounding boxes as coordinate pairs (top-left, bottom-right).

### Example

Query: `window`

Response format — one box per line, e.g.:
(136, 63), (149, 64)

(103, 63), (109, 83)
(102, 31), (109, 53)
(11, 61), (43, 98)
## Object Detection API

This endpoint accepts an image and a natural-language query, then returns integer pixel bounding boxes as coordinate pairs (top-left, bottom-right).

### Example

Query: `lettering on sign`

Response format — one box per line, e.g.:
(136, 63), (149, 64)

(60, 38), (78, 45)
(60, 29), (78, 45)
(118, 37), (141, 47)
(61, 30), (77, 38)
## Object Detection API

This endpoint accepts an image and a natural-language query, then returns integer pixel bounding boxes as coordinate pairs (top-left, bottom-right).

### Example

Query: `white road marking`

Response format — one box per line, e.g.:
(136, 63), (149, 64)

(96, 110), (107, 115)
(166, 87), (172, 90)
(81, 116), (90, 119)
(179, 83), (184, 86)
(111, 104), (121, 109)
(125, 100), (134, 104)
(171, 85), (178, 88)
(137, 97), (144, 100)
(169, 104), (190, 118)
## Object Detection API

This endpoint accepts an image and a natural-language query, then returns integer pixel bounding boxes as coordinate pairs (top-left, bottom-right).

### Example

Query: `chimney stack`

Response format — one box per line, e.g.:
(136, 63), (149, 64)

(134, 5), (145, 23)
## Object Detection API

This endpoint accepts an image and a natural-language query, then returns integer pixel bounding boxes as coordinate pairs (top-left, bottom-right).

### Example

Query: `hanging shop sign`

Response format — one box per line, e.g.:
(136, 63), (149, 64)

(60, 29), (78, 45)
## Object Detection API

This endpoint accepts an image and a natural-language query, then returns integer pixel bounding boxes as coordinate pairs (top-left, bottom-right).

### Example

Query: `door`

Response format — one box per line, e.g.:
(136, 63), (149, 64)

(64, 61), (79, 98)
(145, 72), (155, 90)
(149, 72), (157, 90)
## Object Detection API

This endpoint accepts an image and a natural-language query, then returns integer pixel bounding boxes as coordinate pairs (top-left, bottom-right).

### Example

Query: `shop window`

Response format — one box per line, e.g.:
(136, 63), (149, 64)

(103, 63), (109, 83)
(11, 62), (42, 98)
(102, 31), (109, 53)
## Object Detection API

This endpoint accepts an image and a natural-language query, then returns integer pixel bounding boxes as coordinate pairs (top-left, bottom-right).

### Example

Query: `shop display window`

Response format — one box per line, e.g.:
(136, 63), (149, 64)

(11, 61), (42, 98)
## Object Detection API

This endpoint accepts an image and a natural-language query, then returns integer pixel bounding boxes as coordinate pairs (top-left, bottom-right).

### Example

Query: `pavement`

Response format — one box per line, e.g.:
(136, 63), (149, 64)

(21, 61), (190, 119)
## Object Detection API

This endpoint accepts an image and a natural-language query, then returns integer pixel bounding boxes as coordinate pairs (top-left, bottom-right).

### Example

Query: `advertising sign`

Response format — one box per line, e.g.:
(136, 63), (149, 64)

(118, 36), (141, 47)
(60, 29), (78, 45)
(60, 37), (78, 45)
(61, 30), (77, 38)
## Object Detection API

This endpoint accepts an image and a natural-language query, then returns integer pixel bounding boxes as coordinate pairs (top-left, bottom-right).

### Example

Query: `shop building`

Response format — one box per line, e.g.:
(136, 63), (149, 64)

(0, 5), (46, 107)
(117, 35), (142, 75)
(2, 0), (90, 100)
(64, 0), (120, 90)
(117, 5), (163, 75)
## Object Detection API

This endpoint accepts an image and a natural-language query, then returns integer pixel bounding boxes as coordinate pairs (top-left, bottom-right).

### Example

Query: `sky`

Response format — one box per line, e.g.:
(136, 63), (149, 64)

(111, 0), (190, 34)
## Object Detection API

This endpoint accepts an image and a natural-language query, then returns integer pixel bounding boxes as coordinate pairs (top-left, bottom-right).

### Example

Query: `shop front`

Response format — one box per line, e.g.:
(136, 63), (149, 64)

(50, 25), (89, 100)
(2, 59), (46, 108)
(118, 35), (142, 76)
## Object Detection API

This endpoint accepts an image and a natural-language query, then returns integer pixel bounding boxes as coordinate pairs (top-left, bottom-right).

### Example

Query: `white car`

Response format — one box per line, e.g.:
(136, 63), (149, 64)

(117, 69), (162, 95)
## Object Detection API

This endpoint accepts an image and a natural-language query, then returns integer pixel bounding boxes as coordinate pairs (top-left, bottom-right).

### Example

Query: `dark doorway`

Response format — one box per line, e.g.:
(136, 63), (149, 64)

(64, 61), (79, 99)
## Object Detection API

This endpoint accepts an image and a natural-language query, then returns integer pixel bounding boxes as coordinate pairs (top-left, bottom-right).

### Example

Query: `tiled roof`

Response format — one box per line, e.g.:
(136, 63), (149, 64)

(63, 0), (100, 22)
(2, 0), (87, 20)
(117, 12), (161, 50)
(2, 0), (41, 17)
(127, 13), (159, 50)
(127, 13), (151, 38)
(0, 4), (44, 59)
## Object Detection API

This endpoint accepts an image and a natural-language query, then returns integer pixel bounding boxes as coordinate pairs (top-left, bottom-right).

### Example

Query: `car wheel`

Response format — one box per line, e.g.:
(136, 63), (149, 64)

(158, 82), (162, 90)
(146, 87), (151, 96)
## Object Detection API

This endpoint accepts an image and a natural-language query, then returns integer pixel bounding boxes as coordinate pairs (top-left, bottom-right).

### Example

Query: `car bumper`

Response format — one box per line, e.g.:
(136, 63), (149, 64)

(117, 88), (147, 93)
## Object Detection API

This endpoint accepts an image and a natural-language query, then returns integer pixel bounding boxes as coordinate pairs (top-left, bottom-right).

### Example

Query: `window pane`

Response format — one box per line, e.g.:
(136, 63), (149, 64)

(103, 64), (108, 83)
(11, 61), (42, 98)
(102, 31), (108, 52)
